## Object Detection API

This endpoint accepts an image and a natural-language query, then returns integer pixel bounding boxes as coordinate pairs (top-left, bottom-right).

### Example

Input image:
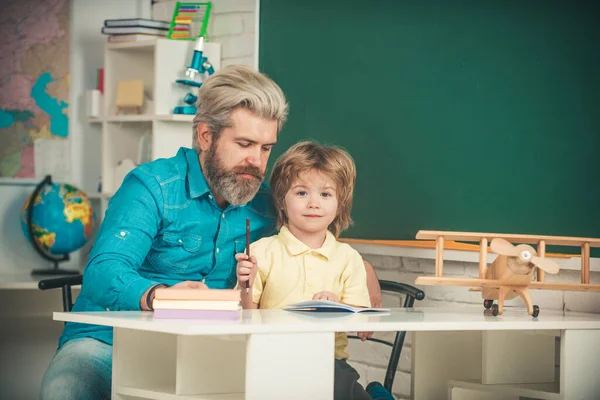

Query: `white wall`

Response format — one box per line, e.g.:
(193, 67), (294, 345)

(0, 1), (151, 398)
(0, 0), (151, 275)
(152, 0), (257, 68)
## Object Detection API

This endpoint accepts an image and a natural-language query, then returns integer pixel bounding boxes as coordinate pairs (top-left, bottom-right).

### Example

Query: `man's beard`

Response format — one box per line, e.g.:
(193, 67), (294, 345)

(204, 142), (265, 206)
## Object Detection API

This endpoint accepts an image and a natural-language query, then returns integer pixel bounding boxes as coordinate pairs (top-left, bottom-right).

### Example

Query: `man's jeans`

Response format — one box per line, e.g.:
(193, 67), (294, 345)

(40, 338), (112, 400)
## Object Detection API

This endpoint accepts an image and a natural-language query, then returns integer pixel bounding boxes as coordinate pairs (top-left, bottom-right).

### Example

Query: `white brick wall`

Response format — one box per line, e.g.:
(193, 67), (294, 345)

(152, 0), (257, 68)
(346, 254), (600, 399)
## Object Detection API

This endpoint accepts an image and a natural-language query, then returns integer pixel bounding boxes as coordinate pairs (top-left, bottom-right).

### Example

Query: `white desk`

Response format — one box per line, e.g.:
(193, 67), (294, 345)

(54, 308), (600, 400)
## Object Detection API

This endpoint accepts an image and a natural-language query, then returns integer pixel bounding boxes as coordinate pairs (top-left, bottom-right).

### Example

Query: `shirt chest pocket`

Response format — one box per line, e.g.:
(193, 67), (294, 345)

(148, 232), (205, 273)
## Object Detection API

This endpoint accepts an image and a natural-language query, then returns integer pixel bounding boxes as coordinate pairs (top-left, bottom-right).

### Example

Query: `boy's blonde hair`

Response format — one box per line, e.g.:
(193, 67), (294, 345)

(270, 141), (357, 237)
(192, 65), (289, 151)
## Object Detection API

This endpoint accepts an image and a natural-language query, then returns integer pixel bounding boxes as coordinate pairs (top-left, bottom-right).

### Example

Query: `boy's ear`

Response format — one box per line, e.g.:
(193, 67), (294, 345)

(196, 121), (212, 151)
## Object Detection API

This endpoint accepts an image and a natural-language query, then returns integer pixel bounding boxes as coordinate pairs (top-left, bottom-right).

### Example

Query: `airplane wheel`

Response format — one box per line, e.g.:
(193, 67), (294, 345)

(491, 304), (499, 317)
(532, 305), (540, 318)
(483, 300), (493, 309)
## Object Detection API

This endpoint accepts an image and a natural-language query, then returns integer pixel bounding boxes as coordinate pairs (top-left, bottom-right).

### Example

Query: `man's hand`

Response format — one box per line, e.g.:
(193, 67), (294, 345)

(312, 291), (339, 302)
(360, 257), (380, 340)
(141, 280), (208, 310)
(235, 253), (258, 288)
(363, 257), (383, 308)
(169, 281), (208, 290)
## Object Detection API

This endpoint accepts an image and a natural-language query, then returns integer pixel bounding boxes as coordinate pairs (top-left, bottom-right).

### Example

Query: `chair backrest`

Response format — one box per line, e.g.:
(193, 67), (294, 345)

(348, 279), (425, 394)
(38, 275), (83, 312)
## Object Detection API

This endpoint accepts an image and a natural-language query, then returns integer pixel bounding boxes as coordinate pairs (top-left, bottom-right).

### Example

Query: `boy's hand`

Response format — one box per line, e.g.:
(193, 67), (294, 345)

(357, 331), (373, 341)
(312, 291), (339, 302)
(235, 253), (258, 289)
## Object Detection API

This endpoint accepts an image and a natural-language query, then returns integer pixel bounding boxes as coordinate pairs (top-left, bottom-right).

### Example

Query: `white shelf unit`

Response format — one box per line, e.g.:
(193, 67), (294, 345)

(98, 39), (220, 196)
(112, 329), (246, 400)
(448, 379), (560, 400)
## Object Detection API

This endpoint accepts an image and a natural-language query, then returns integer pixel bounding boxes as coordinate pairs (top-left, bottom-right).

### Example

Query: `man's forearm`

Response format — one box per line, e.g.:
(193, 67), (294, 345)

(363, 257), (382, 308)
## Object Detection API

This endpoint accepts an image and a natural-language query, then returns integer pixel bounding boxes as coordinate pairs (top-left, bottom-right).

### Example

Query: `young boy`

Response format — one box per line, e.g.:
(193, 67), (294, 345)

(235, 141), (393, 400)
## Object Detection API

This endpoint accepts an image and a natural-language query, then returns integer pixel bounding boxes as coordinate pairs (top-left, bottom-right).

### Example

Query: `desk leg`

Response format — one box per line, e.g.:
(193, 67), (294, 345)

(413, 331), (482, 400)
(561, 329), (600, 399)
(246, 332), (335, 400)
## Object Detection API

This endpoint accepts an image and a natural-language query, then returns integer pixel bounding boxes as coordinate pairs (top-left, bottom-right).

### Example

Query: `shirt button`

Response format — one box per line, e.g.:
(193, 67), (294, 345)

(307, 282), (313, 287)
(178, 239), (182, 243)
(221, 214), (225, 219)
(216, 248), (220, 254)
(208, 194), (213, 199)
(120, 231), (126, 237)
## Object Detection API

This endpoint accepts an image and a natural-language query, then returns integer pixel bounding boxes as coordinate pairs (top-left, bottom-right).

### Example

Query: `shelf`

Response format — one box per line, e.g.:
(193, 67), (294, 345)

(88, 114), (194, 123)
(106, 40), (157, 52)
(116, 384), (244, 400)
(86, 192), (111, 200)
(448, 379), (559, 400)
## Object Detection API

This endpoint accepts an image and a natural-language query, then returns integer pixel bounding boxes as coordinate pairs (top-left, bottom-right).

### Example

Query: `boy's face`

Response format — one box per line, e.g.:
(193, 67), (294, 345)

(284, 169), (338, 238)
(200, 108), (278, 205)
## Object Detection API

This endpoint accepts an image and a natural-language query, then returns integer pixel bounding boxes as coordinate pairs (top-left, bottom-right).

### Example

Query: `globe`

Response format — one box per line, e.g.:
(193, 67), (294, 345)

(20, 180), (95, 256)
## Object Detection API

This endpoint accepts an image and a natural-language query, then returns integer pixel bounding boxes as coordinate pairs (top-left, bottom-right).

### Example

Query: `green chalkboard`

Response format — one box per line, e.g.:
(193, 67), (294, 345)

(259, 0), (600, 254)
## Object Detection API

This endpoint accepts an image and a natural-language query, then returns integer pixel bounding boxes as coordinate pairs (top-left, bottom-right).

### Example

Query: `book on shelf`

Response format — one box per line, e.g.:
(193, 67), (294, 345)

(104, 18), (170, 29)
(107, 34), (164, 43)
(154, 288), (241, 302)
(284, 300), (390, 313)
(101, 26), (168, 36)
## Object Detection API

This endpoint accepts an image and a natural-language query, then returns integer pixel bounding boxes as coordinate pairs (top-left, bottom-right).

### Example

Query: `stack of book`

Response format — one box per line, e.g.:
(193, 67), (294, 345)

(153, 288), (242, 320)
(102, 18), (170, 43)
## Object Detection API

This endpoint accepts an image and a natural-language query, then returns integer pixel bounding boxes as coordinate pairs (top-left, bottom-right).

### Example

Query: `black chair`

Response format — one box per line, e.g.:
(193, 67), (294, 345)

(348, 280), (425, 394)
(38, 275), (83, 312)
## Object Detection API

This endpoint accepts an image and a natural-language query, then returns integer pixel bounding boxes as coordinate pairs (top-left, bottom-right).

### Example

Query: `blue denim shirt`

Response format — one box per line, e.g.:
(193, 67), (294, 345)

(59, 147), (276, 348)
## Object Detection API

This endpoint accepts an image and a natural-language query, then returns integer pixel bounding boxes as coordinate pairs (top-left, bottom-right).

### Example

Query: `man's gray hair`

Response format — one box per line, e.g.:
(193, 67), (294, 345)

(192, 65), (289, 151)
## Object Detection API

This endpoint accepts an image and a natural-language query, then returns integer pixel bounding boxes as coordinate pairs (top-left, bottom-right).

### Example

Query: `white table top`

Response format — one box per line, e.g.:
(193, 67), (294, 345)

(54, 307), (600, 336)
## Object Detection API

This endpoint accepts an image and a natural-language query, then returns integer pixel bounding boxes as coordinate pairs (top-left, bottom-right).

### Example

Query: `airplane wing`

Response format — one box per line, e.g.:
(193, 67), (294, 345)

(415, 277), (501, 288)
(529, 282), (600, 292)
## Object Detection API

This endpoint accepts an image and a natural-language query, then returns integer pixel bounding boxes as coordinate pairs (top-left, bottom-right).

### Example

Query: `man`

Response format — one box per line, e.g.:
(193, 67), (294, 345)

(40, 65), (382, 399)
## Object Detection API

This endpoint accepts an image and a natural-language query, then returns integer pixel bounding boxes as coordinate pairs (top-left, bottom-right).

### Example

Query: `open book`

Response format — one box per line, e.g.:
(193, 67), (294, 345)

(284, 300), (390, 313)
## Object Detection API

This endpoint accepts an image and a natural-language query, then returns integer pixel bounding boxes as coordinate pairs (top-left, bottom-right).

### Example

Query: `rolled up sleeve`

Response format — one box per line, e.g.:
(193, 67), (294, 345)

(83, 170), (163, 310)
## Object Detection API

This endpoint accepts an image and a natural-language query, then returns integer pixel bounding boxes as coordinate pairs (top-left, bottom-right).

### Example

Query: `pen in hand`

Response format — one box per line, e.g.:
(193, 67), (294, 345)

(245, 218), (250, 294)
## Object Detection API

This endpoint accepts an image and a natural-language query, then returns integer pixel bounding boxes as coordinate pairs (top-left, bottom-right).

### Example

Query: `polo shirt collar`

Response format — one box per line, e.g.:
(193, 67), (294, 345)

(279, 226), (336, 260)
(185, 148), (211, 199)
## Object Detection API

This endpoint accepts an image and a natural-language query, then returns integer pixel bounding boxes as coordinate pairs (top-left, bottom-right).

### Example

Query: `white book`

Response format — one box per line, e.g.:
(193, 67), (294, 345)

(104, 18), (170, 29)
(153, 299), (241, 311)
(101, 26), (168, 36)
(284, 300), (390, 313)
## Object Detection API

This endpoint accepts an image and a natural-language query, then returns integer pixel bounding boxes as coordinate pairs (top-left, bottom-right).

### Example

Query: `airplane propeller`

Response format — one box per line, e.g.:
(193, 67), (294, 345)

(490, 238), (560, 274)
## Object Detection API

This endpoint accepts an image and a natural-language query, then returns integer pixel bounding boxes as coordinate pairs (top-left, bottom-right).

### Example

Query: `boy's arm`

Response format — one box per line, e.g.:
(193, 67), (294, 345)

(237, 242), (268, 309)
(363, 257), (383, 308)
(341, 252), (372, 308)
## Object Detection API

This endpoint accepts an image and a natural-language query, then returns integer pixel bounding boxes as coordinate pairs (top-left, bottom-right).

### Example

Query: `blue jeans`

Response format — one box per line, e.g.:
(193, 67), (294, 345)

(39, 338), (112, 400)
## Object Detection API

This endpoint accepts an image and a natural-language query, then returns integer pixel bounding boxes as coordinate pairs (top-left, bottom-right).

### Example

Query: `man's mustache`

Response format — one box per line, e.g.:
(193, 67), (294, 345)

(233, 165), (263, 180)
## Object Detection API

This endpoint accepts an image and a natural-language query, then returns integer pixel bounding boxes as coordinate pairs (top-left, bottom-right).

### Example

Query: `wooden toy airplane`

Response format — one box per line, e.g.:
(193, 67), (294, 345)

(414, 230), (600, 317)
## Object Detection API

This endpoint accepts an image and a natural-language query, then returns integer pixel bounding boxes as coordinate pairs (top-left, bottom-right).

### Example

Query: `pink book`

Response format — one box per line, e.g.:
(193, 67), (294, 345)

(153, 309), (241, 320)
(154, 288), (241, 301)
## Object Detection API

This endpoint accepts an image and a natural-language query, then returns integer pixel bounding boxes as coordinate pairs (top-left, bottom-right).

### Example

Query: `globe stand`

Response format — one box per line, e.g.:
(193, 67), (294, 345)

(27, 175), (80, 276)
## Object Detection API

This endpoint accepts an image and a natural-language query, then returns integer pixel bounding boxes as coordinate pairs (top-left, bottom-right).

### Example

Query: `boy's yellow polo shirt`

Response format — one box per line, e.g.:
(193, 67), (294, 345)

(250, 226), (371, 360)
